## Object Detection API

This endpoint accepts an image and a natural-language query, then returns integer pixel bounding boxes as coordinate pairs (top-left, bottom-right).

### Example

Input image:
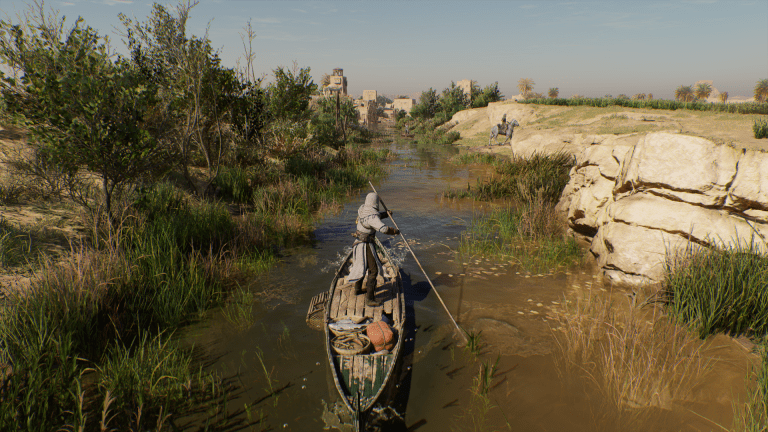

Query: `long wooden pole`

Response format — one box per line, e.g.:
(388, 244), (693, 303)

(368, 182), (468, 343)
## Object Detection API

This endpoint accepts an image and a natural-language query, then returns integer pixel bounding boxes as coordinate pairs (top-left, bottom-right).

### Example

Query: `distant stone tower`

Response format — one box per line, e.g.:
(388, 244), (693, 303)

(363, 90), (377, 101)
(324, 68), (348, 96)
(457, 79), (472, 101)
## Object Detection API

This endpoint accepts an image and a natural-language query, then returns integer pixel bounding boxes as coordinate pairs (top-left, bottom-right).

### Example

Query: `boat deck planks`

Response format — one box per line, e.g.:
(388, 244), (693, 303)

(325, 238), (405, 422)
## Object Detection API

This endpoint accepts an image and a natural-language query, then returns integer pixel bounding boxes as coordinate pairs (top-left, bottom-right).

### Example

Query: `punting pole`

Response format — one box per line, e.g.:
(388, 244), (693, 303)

(368, 181), (468, 344)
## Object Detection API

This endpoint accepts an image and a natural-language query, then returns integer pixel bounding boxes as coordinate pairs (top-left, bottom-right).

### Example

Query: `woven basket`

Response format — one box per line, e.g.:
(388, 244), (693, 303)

(331, 333), (371, 355)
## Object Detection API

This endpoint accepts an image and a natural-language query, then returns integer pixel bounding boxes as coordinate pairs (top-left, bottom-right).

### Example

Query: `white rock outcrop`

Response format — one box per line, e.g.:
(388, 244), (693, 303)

(558, 132), (768, 285)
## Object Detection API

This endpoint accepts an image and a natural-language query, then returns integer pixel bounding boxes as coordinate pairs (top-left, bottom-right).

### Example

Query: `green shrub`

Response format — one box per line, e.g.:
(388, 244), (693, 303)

(754, 118), (768, 139)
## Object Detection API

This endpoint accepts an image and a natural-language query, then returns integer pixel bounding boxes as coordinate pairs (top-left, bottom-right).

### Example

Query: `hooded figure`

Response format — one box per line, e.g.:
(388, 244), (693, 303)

(348, 192), (400, 306)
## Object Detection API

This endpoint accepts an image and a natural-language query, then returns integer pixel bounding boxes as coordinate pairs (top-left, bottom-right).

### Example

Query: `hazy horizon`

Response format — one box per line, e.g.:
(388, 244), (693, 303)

(2, 0), (766, 101)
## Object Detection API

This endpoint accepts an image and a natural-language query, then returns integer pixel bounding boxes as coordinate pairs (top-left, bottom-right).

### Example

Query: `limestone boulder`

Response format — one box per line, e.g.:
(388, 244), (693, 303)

(605, 193), (768, 249)
(614, 132), (742, 207)
(726, 150), (768, 213)
(591, 222), (695, 284)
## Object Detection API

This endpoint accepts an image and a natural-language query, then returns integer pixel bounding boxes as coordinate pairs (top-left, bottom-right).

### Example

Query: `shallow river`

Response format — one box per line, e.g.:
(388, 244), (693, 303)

(181, 129), (754, 431)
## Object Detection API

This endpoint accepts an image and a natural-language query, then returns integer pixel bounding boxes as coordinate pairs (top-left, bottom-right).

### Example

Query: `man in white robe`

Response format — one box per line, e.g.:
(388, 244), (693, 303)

(348, 192), (399, 306)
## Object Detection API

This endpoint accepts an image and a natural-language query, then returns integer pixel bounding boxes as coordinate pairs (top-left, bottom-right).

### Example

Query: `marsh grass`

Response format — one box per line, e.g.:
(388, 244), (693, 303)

(449, 153), (502, 166)
(444, 151), (574, 204)
(733, 352), (768, 432)
(458, 194), (581, 273)
(454, 356), (503, 432)
(555, 290), (710, 416)
(663, 241), (768, 338)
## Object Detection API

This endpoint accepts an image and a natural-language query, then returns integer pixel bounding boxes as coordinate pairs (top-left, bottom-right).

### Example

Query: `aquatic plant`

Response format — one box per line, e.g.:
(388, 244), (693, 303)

(555, 289), (710, 415)
(445, 150), (575, 204)
(663, 240), (768, 338)
(458, 193), (581, 273)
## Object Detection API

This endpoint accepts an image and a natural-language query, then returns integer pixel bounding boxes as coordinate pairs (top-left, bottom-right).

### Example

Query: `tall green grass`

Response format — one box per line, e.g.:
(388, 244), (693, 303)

(520, 96), (768, 115)
(663, 241), (768, 338)
(0, 143), (392, 429)
(445, 151), (575, 204)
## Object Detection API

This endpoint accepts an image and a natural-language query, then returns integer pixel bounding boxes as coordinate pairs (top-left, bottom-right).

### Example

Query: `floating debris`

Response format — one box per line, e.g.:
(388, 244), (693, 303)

(551, 301), (560, 305)
(490, 267), (498, 271)
(536, 303), (543, 307)
(527, 299), (533, 302)
(459, 273), (465, 276)
(515, 272), (520, 275)
(530, 310), (539, 315)
(518, 311), (525, 315)
(524, 275), (530, 278)
(448, 274), (454, 277)
(435, 271), (442, 275)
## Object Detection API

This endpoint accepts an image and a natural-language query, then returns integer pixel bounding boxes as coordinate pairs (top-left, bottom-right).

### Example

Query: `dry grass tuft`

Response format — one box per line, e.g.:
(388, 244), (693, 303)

(555, 289), (710, 412)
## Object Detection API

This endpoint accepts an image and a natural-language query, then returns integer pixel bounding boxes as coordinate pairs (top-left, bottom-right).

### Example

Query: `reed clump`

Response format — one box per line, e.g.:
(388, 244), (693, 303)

(663, 241), (768, 338)
(444, 150), (575, 204)
(555, 290), (710, 415)
(458, 191), (581, 273)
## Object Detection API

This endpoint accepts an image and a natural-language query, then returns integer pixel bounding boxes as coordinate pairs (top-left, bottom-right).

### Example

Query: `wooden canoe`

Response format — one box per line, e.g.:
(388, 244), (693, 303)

(324, 237), (405, 430)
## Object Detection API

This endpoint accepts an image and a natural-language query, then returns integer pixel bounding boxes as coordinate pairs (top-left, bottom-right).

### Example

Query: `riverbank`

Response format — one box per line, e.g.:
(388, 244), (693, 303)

(448, 100), (768, 156)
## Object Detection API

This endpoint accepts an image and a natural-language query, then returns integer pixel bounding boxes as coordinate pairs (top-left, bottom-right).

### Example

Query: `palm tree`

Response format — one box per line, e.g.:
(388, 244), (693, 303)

(755, 79), (768, 102)
(719, 91), (728, 103)
(518, 78), (535, 98)
(675, 85), (694, 102)
(548, 87), (559, 98)
(695, 83), (712, 101)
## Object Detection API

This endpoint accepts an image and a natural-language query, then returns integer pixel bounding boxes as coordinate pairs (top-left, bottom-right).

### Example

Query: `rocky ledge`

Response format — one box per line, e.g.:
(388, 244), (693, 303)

(556, 132), (768, 285)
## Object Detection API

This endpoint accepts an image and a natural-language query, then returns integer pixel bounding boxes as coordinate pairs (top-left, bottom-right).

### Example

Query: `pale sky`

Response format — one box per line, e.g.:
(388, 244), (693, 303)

(1, 0), (767, 100)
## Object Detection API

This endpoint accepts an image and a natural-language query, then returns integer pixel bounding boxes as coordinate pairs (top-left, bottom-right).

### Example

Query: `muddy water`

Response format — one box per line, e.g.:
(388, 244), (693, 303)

(181, 134), (756, 431)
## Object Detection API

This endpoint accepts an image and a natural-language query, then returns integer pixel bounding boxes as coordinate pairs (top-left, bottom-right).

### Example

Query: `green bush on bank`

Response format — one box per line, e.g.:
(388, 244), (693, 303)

(519, 97), (768, 115)
(754, 118), (768, 139)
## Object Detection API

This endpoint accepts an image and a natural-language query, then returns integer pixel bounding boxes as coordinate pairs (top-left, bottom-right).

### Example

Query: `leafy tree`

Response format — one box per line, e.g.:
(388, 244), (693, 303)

(617, 94), (629, 100)
(548, 87), (559, 98)
(376, 94), (393, 107)
(675, 85), (694, 102)
(267, 64), (317, 122)
(438, 82), (468, 120)
(320, 73), (330, 88)
(411, 88), (439, 119)
(695, 82), (712, 100)
(120, 1), (258, 194)
(719, 91), (729, 103)
(0, 11), (167, 221)
(472, 82), (503, 108)
(755, 79), (768, 103)
(312, 95), (357, 148)
(632, 93), (646, 100)
(518, 78), (535, 98)
(648, 93), (654, 100)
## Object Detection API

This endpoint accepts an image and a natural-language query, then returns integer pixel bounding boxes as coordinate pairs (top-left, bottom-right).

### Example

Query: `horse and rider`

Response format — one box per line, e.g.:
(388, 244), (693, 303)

(489, 114), (520, 146)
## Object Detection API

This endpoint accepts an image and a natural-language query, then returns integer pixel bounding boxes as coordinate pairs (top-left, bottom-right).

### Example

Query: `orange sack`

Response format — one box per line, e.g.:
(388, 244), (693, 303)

(366, 321), (395, 351)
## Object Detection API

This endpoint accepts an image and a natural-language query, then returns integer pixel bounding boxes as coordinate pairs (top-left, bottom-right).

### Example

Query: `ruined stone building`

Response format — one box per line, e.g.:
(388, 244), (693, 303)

(323, 68), (348, 96)
(355, 90), (378, 126)
(393, 98), (415, 115)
